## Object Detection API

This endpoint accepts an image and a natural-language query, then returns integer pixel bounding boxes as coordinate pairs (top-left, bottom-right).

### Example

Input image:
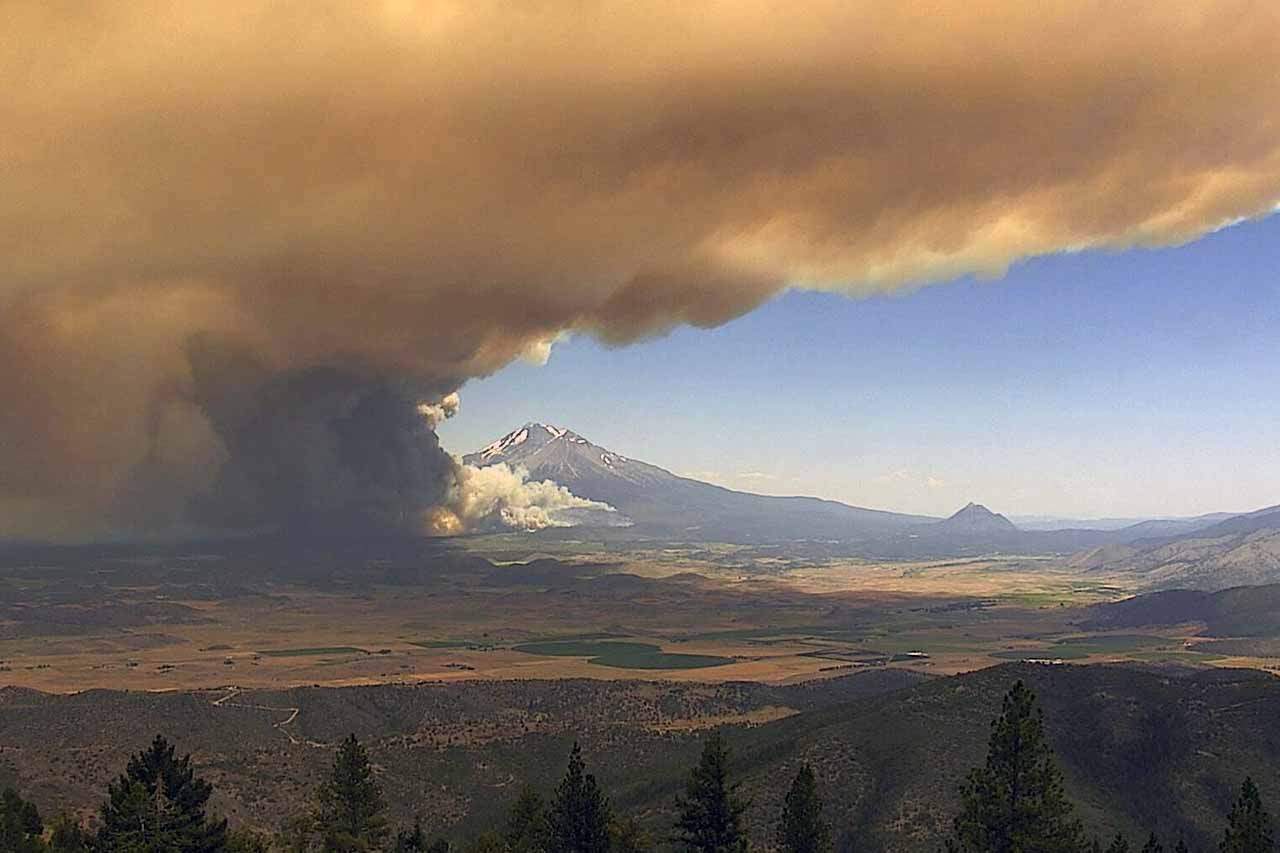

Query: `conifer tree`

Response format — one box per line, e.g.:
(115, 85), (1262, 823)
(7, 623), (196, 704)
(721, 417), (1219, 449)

(1174, 839), (1190, 853)
(777, 764), (831, 853)
(546, 743), (612, 853)
(1221, 778), (1274, 853)
(944, 681), (1085, 853)
(1142, 834), (1164, 853)
(507, 785), (550, 853)
(1107, 835), (1130, 853)
(673, 731), (749, 853)
(393, 818), (429, 853)
(313, 734), (389, 852)
(48, 813), (92, 853)
(610, 815), (655, 853)
(0, 787), (44, 853)
(276, 814), (318, 853)
(96, 735), (228, 853)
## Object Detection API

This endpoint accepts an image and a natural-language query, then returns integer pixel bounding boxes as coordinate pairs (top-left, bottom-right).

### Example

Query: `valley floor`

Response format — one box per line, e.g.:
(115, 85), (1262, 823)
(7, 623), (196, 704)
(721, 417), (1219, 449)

(2, 539), (1276, 694)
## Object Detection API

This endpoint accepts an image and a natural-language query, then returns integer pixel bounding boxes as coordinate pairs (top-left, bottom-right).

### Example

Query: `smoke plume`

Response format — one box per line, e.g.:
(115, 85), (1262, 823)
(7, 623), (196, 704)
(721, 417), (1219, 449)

(2, 1), (1279, 537)
(430, 464), (617, 535)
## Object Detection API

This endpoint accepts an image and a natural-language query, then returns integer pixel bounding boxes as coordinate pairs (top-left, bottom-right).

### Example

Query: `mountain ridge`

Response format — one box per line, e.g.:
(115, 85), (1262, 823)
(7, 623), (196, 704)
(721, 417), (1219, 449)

(464, 423), (1280, 561)
(464, 422), (937, 542)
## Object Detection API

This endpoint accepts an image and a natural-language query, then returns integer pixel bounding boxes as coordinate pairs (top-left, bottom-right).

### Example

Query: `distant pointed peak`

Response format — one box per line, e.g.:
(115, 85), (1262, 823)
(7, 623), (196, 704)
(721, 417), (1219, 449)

(939, 501), (1018, 531)
(474, 422), (593, 462)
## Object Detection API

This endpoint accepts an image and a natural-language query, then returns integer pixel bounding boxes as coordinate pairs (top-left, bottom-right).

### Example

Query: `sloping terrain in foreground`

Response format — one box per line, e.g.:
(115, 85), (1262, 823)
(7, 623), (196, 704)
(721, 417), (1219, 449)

(4, 663), (1280, 850)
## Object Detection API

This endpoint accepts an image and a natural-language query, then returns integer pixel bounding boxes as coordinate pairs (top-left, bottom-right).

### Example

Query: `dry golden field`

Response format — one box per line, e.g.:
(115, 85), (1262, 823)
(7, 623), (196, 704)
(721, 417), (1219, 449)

(5, 539), (1269, 694)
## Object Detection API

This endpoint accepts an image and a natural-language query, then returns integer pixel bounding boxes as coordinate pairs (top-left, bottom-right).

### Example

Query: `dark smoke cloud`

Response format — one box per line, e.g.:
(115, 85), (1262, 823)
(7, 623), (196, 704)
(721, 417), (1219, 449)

(183, 341), (458, 534)
(2, 1), (1279, 537)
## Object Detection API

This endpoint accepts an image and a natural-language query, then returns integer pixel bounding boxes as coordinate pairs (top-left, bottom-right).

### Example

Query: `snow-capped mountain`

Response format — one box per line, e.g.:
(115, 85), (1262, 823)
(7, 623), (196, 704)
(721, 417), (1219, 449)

(462, 423), (1240, 554)
(466, 423), (671, 491)
(464, 423), (936, 542)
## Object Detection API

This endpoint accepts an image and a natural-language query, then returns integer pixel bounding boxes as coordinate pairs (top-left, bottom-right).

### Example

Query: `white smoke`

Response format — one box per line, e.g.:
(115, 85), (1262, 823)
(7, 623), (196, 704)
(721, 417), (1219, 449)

(417, 392), (461, 428)
(428, 462), (616, 534)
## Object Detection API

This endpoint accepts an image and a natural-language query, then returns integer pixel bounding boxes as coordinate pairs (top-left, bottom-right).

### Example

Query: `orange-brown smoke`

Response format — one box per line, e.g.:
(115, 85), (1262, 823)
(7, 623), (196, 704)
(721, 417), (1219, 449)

(2, 1), (1279, 537)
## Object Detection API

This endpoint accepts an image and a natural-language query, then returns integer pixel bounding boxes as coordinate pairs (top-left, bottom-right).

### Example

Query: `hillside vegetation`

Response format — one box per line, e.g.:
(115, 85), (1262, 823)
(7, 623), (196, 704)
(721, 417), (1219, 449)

(4, 663), (1280, 851)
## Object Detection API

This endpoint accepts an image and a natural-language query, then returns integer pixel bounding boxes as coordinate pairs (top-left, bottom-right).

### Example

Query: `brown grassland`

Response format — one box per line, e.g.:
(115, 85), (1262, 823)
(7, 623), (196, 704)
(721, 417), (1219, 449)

(3, 539), (1274, 694)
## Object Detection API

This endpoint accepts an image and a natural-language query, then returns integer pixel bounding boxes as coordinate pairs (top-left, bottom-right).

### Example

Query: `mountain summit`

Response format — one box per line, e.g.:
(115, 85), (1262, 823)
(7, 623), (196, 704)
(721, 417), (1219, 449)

(460, 424), (1276, 558)
(464, 423), (935, 542)
(464, 423), (671, 491)
(937, 502), (1019, 533)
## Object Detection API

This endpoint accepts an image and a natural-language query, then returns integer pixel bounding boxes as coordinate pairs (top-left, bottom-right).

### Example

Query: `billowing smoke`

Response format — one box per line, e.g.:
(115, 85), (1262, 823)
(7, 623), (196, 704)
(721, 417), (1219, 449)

(417, 393), (461, 429)
(2, 1), (1280, 538)
(429, 464), (617, 535)
(119, 339), (604, 536)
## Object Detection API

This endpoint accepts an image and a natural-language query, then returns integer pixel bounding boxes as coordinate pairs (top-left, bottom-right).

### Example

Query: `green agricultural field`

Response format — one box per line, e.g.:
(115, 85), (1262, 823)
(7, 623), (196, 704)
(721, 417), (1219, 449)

(511, 640), (734, 670)
(1054, 634), (1170, 650)
(990, 635), (1185, 662)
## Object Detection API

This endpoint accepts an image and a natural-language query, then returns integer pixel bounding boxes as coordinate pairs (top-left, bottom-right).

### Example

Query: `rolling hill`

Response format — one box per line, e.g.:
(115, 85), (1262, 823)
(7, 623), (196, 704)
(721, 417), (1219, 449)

(4, 663), (1278, 851)
(1084, 583), (1280, 637)
(1070, 506), (1280, 590)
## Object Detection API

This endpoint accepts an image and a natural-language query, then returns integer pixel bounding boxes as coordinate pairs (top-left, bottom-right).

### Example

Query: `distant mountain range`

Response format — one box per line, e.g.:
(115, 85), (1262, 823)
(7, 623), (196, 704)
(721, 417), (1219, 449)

(465, 424), (1280, 564)
(1070, 505), (1280, 590)
(464, 423), (934, 543)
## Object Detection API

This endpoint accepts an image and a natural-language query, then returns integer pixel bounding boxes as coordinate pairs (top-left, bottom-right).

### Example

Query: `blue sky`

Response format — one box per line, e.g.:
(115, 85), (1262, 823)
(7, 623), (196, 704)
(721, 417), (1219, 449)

(439, 214), (1280, 519)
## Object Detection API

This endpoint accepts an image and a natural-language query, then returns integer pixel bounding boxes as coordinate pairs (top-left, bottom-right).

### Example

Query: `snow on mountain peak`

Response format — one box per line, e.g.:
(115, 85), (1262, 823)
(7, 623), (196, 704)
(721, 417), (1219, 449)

(476, 422), (596, 462)
(478, 426), (530, 461)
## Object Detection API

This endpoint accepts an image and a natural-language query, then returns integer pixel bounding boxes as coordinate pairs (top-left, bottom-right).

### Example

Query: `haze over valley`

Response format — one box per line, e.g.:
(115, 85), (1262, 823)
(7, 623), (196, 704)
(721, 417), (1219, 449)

(4, 2), (1280, 851)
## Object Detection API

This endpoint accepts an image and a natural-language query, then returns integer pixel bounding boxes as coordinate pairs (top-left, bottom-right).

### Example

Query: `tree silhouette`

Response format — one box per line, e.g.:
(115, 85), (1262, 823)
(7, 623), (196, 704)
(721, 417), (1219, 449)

(507, 785), (550, 853)
(546, 743), (612, 853)
(313, 734), (389, 852)
(674, 731), (749, 853)
(0, 787), (44, 853)
(96, 735), (227, 853)
(1221, 778), (1274, 853)
(777, 764), (831, 853)
(945, 681), (1085, 853)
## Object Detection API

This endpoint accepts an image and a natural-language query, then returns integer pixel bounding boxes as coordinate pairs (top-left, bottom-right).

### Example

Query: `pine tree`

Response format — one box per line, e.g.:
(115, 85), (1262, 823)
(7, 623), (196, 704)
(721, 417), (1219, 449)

(394, 817), (429, 853)
(673, 731), (749, 853)
(777, 764), (831, 853)
(0, 787), (44, 853)
(1142, 834), (1164, 853)
(944, 681), (1086, 853)
(96, 735), (228, 853)
(546, 743), (612, 853)
(1220, 778), (1274, 853)
(48, 813), (92, 853)
(391, 818), (453, 853)
(506, 785), (550, 853)
(276, 814), (317, 853)
(1107, 835), (1130, 853)
(1174, 839), (1190, 853)
(610, 815), (655, 853)
(313, 733), (390, 852)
